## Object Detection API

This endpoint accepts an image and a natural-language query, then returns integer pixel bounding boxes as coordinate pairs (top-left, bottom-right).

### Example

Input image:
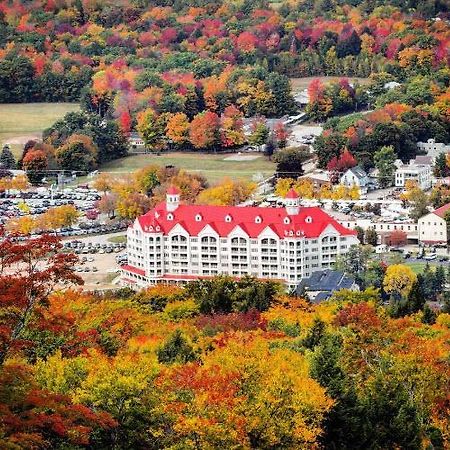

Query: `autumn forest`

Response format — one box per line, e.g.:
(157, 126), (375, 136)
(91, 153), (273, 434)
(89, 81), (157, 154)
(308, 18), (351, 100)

(0, 0), (450, 449)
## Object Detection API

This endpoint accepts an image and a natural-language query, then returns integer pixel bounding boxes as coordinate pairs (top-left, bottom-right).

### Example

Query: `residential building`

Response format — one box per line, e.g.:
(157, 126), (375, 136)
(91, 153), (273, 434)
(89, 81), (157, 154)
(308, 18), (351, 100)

(299, 170), (330, 188)
(293, 89), (309, 106)
(295, 269), (359, 303)
(417, 138), (450, 161)
(128, 132), (145, 152)
(121, 187), (359, 289)
(337, 217), (418, 243)
(418, 203), (450, 244)
(395, 159), (432, 190)
(340, 166), (370, 193)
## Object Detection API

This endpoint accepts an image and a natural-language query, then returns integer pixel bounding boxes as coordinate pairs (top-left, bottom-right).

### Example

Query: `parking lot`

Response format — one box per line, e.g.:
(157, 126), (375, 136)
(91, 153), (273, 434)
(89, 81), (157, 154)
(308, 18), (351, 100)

(63, 233), (127, 291)
(1, 186), (129, 237)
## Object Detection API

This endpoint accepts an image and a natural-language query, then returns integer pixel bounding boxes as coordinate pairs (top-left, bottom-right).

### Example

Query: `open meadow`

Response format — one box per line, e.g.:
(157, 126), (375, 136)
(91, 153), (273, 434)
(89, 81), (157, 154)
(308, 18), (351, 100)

(290, 76), (370, 92)
(0, 103), (79, 158)
(100, 152), (276, 184)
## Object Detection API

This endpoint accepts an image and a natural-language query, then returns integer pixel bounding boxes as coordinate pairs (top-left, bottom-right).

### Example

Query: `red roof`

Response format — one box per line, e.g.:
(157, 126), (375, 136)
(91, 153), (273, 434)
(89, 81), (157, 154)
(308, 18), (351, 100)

(285, 188), (299, 199)
(433, 203), (450, 218)
(137, 202), (356, 239)
(121, 264), (145, 276)
(167, 185), (180, 195)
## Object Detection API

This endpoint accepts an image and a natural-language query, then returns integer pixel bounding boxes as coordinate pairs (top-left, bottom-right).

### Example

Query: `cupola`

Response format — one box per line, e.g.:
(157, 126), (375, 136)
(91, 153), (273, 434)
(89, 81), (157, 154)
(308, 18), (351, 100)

(285, 188), (299, 215)
(166, 185), (180, 212)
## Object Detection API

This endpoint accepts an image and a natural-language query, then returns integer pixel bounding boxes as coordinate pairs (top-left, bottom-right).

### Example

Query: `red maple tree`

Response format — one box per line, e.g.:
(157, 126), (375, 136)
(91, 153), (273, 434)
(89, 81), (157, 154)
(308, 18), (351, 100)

(0, 230), (83, 365)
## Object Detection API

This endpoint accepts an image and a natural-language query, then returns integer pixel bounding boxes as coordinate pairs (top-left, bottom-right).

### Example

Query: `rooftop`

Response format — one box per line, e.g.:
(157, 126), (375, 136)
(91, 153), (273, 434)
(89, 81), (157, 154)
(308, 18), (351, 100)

(136, 202), (356, 239)
(433, 203), (450, 219)
(296, 269), (356, 302)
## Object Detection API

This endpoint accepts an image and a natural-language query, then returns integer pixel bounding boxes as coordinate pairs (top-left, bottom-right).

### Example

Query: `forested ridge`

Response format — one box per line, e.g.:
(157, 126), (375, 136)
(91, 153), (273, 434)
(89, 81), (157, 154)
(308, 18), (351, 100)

(0, 233), (449, 449)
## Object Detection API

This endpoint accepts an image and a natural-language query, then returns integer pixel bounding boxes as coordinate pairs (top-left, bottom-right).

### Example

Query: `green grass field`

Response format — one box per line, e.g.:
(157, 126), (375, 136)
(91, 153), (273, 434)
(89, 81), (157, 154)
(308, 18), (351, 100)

(290, 76), (370, 93)
(108, 235), (127, 244)
(0, 103), (79, 158)
(100, 152), (276, 184)
(405, 262), (440, 274)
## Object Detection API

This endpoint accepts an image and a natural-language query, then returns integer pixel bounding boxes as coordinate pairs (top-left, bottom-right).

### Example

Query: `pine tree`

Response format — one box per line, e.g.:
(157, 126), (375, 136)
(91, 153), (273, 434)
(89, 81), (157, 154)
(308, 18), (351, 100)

(422, 263), (435, 298)
(0, 145), (16, 169)
(264, 136), (275, 160)
(157, 329), (197, 364)
(422, 304), (436, 324)
(365, 228), (378, 246)
(406, 275), (426, 314)
(434, 266), (446, 294)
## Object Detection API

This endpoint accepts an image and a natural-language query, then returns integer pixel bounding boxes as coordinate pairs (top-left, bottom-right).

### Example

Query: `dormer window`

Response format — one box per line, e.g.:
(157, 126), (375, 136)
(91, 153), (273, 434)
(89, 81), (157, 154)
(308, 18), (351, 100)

(284, 217), (291, 225)
(167, 213), (174, 221)
(195, 214), (202, 222)
(225, 214), (232, 223)
(305, 216), (312, 223)
(255, 216), (262, 224)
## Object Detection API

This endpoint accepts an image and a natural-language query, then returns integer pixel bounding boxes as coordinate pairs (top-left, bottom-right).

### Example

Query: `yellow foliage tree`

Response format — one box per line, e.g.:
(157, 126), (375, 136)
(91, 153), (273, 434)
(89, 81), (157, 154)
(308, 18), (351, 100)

(400, 180), (422, 202)
(5, 215), (38, 235)
(383, 264), (417, 297)
(196, 178), (256, 206)
(39, 204), (80, 232)
(203, 335), (334, 448)
(0, 174), (30, 192)
(92, 173), (113, 193)
(293, 178), (315, 199)
(275, 178), (294, 197)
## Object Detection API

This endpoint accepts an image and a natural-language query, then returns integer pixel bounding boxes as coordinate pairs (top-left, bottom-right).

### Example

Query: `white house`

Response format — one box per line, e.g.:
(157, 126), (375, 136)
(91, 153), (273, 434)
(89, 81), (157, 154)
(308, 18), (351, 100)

(418, 203), (450, 244)
(417, 138), (450, 161)
(128, 132), (145, 152)
(121, 187), (359, 290)
(395, 159), (432, 190)
(340, 166), (370, 193)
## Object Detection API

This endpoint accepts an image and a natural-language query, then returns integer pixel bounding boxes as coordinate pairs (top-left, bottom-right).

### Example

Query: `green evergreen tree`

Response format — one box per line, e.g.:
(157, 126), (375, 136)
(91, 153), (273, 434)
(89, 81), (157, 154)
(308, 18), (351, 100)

(422, 304), (436, 325)
(0, 144), (15, 169)
(373, 145), (396, 188)
(422, 263), (435, 299)
(302, 318), (326, 349)
(406, 275), (426, 314)
(354, 226), (365, 244)
(433, 152), (448, 177)
(364, 228), (378, 246)
(157, 330), (197, 365)
(434, 266), (446, 294)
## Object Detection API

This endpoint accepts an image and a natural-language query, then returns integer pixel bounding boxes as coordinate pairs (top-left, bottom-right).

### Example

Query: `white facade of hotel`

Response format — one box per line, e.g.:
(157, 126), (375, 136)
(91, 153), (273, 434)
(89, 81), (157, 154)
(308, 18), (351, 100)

(122, 191), (359, 289)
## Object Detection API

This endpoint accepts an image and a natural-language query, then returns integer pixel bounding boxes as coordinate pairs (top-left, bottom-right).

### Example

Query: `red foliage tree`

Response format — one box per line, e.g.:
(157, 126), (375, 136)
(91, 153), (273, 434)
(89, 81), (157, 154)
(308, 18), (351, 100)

(119, 111), (132, 135)
(0, 363), (116, 447)
(387, 230), (407, 247)
(307, 78), (325, 103)
(327, 147), (357, 183)
(274, 122), (289, 148)
(189, 111), (220, 149)
(334, 302), (381, 331)
(195, 309), (267, 335)
(0, 231), (82, 365)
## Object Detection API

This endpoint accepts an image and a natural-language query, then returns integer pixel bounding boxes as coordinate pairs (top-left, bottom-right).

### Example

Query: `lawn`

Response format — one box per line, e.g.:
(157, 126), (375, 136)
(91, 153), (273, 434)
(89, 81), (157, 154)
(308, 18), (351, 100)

(108, 235), (127, 244)
(100, 152), (276, 184)
(405, 261), (439, 274)
(0, 103), (79, 158)
(290, 76), (370, 93)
